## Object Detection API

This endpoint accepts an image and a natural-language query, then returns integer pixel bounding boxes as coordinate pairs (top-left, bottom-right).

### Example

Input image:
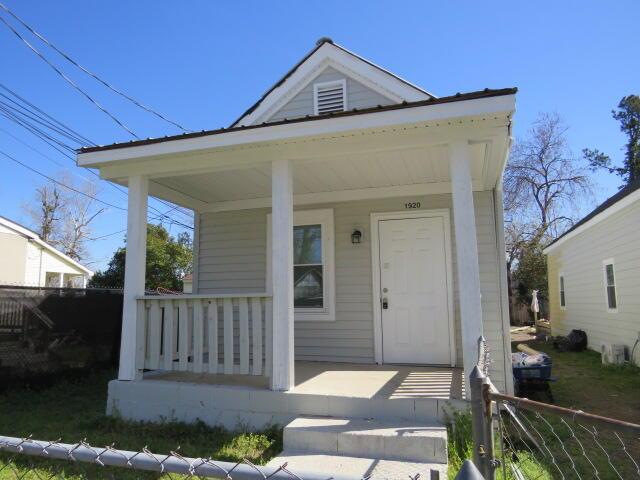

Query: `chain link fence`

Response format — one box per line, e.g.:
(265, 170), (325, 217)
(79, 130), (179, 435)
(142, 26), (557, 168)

(0, 435), (435, 480)
(469, 336), (640, 479)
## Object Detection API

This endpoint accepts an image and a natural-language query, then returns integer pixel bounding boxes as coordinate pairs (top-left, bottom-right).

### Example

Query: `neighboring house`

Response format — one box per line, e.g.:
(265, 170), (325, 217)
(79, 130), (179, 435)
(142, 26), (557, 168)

(78, 38), (516, 451)
(182, 274), (192, 293)
(544, 181), (640, 364)
(0, 215), (92, 287)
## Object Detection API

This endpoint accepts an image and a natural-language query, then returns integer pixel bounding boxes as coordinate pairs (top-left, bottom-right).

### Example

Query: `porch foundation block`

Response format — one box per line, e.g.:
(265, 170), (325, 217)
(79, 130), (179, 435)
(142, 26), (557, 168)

(106, 379), (469, 431)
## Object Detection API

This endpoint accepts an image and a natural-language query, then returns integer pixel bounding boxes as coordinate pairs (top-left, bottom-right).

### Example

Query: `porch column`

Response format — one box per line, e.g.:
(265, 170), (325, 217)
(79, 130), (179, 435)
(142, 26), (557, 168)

(118, 175), (148, 381)
(448, 141), (484, 391)
(270, 159), (294, 391)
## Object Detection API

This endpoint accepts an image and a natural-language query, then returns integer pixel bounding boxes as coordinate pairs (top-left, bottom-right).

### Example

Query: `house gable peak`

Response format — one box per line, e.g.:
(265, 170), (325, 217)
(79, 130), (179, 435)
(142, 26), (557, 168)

(232, 39), (433, 127)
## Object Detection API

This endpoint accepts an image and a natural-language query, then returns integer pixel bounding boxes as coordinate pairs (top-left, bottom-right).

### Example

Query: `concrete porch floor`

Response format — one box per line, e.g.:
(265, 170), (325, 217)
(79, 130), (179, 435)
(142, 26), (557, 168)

(146, 362), (464, 400)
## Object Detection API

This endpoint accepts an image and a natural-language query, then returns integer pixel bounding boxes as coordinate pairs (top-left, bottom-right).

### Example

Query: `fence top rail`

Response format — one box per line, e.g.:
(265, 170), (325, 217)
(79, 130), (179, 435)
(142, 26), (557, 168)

(488, 390), (640, 436)
(137, 292), (272, 301)
(0, 435), (363, 480)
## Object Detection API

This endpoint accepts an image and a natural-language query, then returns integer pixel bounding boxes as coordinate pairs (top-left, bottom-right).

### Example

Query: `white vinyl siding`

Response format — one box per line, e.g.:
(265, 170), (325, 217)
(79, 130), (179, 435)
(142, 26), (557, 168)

(268, 67), (395, 122)
(24, 242), (87, 286)
(547, 197), (640, 359)
(0, 232), (27, 284)
(197, 191), (508, 390)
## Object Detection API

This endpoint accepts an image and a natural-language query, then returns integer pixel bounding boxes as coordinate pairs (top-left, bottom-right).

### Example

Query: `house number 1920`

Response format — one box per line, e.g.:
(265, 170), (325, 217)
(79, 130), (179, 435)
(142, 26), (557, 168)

(404, 202), (421, 209)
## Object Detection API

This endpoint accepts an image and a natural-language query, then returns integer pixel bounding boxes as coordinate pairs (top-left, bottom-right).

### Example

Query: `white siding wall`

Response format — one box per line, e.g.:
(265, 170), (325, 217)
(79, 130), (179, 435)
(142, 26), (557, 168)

(268, 67), (395, 122)
(0, 232), (27, 284)
(197, 191), (508, 389)
(547, 198), (640, 362)
(24, 241), (87, 286)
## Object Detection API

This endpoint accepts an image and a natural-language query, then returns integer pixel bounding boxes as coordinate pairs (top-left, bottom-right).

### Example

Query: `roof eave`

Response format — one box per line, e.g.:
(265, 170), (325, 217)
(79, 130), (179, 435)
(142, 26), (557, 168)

(78, 88), (516, 167)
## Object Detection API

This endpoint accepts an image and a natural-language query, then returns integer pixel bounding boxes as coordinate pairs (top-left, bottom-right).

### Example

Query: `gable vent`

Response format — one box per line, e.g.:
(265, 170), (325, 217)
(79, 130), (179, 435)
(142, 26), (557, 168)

(314, 79), (347, 115)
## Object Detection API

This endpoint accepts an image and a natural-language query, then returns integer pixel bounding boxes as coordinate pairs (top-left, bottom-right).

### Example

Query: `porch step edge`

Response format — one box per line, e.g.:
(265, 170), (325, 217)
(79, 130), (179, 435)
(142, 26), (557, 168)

(283, 416), (447, 463)
(267, 451), (447, 479)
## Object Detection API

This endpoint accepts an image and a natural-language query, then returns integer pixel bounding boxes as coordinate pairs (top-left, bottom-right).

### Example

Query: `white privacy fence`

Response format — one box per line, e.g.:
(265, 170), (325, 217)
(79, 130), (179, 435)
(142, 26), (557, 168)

(137, 294), (272, 378)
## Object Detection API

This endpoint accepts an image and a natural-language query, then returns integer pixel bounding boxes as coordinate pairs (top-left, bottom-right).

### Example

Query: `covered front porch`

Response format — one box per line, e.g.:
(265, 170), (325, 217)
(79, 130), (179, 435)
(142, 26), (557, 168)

(147, 361), (465, 400)
(79, 89), (515, 398)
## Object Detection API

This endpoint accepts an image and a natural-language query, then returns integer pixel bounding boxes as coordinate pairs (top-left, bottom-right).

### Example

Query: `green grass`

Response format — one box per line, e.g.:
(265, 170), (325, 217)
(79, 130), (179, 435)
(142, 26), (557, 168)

(445, 408), (552, 480)
(446, 340), (640, 479)
(0, 370), (282, 479)
(522, 340), (640, 424)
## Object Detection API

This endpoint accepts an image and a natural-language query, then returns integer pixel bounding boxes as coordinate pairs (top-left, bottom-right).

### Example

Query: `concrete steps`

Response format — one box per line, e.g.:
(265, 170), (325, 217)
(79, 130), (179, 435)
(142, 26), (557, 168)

(281, 415), (448, 464)
(267, 452), (447, 479)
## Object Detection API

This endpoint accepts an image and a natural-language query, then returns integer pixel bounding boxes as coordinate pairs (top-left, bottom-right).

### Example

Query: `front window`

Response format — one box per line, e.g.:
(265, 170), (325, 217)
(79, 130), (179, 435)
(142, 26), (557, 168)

(267, 209), (335, 321)
(293, 224), (323, 308)
(603, 261), (617, 311)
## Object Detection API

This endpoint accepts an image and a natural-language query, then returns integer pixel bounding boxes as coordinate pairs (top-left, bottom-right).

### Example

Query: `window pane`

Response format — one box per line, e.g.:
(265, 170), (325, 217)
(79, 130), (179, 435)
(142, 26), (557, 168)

(294, 225), (322, 264)
(560, 291), (566, 307)
(294, 265), (323, 308)
(607, 286), (617, 309)
(606, 264), (615, 286)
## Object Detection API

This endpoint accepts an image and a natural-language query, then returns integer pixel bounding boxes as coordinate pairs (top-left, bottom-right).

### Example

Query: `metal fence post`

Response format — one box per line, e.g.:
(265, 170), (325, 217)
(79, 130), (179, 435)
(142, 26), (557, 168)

(470, 366), (495, 479)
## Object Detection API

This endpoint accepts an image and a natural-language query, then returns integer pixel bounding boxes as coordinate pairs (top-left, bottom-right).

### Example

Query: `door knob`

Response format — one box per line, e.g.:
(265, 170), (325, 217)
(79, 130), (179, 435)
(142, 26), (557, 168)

(382, 297), (389, 309)
(382, 287), (388, 293)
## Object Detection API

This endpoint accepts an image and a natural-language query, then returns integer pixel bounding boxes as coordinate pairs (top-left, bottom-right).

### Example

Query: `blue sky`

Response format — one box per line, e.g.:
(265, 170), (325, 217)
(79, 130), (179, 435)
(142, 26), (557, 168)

(1, 1), (638, 270)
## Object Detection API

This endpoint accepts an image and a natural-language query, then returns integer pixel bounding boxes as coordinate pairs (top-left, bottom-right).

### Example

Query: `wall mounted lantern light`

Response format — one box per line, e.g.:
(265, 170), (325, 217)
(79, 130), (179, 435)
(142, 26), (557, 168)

(351, 229), (363, 244)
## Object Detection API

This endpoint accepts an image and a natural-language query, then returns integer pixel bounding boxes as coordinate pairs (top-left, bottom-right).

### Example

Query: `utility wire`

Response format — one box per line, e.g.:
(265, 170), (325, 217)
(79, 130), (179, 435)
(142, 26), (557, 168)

(0, 82), (94, 145)
(0, 108), (77, 157)
(0, 93), (192, 225)
(1, 143), (193, 229)
(0, 14), (140, 139)
(0, 2), (190, 133)
(0, 148), (127, 211)
(0, 98), (87, 146)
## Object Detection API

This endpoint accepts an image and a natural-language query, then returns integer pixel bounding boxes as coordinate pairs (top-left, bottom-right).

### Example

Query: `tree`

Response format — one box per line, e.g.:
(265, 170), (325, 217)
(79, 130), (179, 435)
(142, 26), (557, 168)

(89, 224), (193, 291)
(583, 95), (640, 186)
(23, 184), (63, 244)
(504, 113), (592, 312)
(23, 172), (105, 261)
(54, 174), (105, 261)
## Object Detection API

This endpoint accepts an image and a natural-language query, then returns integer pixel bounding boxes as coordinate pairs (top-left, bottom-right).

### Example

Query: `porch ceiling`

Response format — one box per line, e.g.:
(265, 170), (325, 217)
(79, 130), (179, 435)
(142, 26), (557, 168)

(80, 93), (515, 211)
(151, 143), (488, 205)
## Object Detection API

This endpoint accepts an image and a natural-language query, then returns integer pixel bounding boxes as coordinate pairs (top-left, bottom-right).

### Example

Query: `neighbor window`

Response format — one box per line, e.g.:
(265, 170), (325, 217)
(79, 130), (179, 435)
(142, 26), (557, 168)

(267, 209), (335, 321)
(559, 274), (566, 309)
(603, 260), (617, 311)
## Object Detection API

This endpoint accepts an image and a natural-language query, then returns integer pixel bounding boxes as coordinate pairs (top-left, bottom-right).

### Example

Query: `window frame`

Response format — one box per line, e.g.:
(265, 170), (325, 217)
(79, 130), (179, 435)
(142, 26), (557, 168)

(558, 272), (566, 310)
(267, 208), (336, 322)
(602, 258), (618, 313)
(313, 79), (347, 116)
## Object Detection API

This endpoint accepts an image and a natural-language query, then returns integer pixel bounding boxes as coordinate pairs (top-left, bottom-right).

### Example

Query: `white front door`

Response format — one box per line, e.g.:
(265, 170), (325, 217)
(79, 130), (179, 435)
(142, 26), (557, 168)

(378, 216), (451, 364)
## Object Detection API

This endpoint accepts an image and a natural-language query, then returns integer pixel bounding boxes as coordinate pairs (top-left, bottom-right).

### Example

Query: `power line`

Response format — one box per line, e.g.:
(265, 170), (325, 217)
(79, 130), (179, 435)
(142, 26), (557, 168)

(0, 98), (86, 146)
(0, 108), (77, 157)
(0, 148), (127, 211)
(0, 82), (94, 145)
(0, 14), (139, 139)
(0, 2), (190, 133)
(0, 92), (192, 226)
(1, 146), (194, 230)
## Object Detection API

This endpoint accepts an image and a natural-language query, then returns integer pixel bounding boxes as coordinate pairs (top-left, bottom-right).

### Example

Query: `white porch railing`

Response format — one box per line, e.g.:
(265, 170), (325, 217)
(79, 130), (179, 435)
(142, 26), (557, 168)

(136, 294), (272, 377)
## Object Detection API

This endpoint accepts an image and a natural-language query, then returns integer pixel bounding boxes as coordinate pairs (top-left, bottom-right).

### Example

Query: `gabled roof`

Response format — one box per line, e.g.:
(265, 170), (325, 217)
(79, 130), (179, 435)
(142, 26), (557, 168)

(544, 180), (640, 253)
(231, 38), (434, 127)
(79, 87), (516, 155)
(0, 215), (93, 275)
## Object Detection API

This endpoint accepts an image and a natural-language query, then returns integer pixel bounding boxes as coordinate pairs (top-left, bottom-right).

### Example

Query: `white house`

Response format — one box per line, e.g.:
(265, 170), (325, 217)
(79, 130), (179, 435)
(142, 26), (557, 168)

(544, 181), (640, 365)
(77, 39), (515, 471)
(0, 215), (93, 287)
